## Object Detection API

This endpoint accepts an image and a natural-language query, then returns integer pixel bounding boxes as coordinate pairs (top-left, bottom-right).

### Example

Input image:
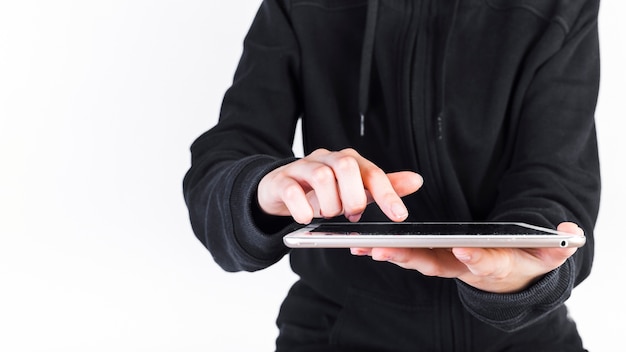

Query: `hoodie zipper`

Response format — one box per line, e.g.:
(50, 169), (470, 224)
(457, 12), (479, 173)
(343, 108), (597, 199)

(405, 0), (449, 219)
(359, 0), (379, 137)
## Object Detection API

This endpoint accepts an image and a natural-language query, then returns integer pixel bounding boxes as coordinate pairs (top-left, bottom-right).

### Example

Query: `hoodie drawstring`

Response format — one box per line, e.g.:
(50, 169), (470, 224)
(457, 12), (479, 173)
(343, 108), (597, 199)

(358, 0), (460, 139)
(358, 0), (379, 137)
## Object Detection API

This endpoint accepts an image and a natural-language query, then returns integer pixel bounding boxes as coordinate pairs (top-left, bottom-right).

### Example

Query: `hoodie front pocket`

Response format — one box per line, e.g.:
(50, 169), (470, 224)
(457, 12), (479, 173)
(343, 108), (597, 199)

(329, 290), (438, 352)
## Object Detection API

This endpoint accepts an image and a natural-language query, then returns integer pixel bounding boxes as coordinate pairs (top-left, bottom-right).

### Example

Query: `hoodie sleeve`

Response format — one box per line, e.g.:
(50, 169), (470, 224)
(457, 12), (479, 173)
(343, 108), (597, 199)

(182, 0), (302, 272)
(456, 1), (601, 332)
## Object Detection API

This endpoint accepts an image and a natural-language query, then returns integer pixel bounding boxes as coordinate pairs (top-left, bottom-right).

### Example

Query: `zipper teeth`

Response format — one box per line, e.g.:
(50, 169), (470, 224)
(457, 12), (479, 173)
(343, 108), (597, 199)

(408, 0), (449, 218)
(408, 1), (431, 196)
(404, 1), (419, 170)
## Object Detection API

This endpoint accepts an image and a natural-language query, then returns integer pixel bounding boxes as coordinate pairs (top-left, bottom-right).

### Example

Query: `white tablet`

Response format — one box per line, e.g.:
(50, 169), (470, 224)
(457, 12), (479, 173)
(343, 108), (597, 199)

(283, 222), (586, 248)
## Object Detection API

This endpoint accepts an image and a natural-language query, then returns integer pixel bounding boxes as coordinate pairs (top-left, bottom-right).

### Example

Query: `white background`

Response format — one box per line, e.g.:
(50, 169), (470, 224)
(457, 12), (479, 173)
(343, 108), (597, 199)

(0, 1), (624, 351)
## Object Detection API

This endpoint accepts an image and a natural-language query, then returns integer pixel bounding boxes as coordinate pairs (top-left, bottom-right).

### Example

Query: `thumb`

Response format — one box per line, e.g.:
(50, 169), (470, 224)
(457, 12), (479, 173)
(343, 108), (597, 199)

(557, 222), (584, 236)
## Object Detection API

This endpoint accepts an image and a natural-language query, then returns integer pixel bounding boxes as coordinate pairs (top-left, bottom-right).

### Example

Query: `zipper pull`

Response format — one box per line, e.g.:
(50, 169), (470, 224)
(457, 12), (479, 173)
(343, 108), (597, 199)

(437, 113), (443, 140)
(360, 113), (365, 136)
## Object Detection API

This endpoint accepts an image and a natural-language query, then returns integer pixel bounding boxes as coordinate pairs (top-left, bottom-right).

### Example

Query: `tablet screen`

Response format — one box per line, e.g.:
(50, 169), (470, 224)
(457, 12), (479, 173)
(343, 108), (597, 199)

(309, 222), (552, 236)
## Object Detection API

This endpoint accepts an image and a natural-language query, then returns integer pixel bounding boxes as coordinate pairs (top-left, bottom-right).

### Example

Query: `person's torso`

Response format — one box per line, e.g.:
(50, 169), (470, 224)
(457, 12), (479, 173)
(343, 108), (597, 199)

(282, 0), (588, 349)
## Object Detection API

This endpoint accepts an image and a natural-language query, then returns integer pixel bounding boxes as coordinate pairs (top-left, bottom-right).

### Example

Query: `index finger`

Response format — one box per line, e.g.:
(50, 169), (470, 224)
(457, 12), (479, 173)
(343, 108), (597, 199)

(344, 150), (409, 222)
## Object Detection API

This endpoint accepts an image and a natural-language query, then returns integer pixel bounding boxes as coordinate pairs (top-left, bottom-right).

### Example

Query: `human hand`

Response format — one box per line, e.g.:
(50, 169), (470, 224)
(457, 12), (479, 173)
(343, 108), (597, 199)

(257, 148), (423, 224)
(351, 222), (583, 293)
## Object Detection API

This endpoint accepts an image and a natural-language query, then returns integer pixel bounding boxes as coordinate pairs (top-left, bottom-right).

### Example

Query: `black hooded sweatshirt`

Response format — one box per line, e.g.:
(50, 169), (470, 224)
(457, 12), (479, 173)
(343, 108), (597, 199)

(183, 0), (601, 350)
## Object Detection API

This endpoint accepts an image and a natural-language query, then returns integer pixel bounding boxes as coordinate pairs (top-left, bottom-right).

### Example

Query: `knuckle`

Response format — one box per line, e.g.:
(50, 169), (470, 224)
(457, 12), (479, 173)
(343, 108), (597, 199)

(310, 165), (335, 185)
(340, 147), (358, 155)
(281, 183), (302, 202)
(310, 148), (329, 157)
(273, 169), (290, 181)
(362, 167), (387, 183)
(333, 155), (359, 174)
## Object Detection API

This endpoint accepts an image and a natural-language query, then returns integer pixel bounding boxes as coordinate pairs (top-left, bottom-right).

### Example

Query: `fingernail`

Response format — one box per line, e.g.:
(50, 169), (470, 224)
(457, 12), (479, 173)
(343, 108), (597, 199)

(371, 249), (392, 261)
(351, 248), (362, 255)
(351, 248), (370, 256)
(391, 202), (408, 220)
(372, 253), (390, 261)
(347, 213), (362, 222)
(455, 250), (471, 263)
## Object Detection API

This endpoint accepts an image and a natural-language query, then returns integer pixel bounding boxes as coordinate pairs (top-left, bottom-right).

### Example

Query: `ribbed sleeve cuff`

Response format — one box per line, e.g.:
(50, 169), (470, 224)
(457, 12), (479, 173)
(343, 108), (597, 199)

(228, 155), (299, 270)
(455, 258), (576, 332)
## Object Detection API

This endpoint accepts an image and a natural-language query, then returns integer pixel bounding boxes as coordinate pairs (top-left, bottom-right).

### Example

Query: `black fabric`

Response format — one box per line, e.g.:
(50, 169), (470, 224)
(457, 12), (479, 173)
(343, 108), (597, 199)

(183, 0), (601, 349)
(275, 280), (585, 351)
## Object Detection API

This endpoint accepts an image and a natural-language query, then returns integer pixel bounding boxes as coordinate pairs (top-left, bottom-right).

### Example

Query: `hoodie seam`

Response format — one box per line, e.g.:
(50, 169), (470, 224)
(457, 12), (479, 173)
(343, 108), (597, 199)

(291, 1), (367, 11)
(484, 0), (570, 34)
